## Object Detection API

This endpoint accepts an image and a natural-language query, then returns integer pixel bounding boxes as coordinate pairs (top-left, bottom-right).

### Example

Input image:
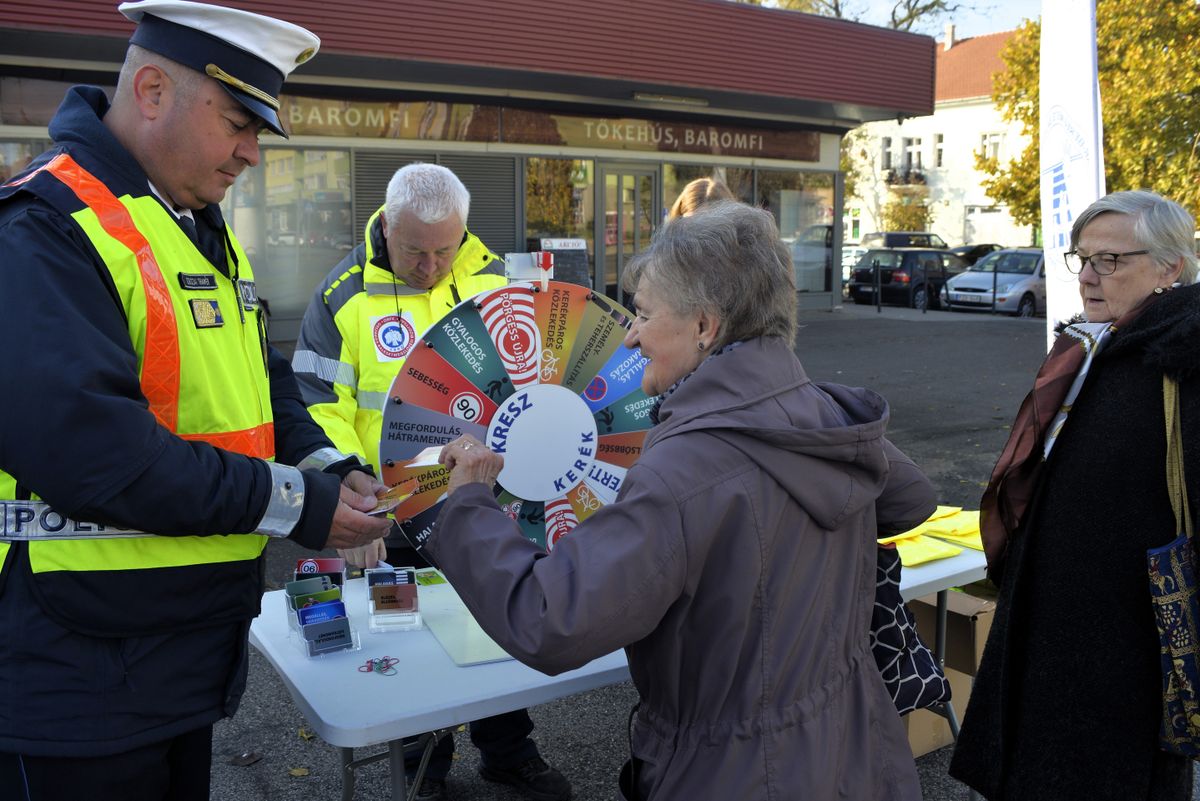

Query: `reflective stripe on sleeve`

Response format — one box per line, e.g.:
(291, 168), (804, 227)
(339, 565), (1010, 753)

(292, 349), (357, 389)
(356, 390), (389, 411)
(297, 447), (362, 472)
(257, 462), (304, 538)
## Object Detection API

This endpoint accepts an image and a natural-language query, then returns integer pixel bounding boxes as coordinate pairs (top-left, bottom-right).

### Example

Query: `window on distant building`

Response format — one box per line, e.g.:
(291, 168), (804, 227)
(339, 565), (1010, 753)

(902, 137), (923, 171)
(979, 132), (1002, 160)
(881, 137), (893, 171)
(843, 207), (861, 241)
(935, 134), (944, 167)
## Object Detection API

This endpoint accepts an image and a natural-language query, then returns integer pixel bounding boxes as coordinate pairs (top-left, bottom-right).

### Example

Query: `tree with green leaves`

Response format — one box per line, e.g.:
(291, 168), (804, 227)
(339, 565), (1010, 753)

(882, 187), (933, 231)
(979, 0), (1200, 226)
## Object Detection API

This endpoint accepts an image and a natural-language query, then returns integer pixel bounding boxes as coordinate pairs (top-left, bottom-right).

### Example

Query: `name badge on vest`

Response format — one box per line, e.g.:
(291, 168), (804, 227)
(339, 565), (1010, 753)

(237, 279), (260, 312)
(178, 272), (218, 291)
(190, 298), (224, 328)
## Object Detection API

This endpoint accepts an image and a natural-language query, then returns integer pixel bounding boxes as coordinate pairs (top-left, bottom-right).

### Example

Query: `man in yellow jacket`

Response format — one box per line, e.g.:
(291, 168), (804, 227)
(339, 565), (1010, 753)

(293, 163), (570, 801)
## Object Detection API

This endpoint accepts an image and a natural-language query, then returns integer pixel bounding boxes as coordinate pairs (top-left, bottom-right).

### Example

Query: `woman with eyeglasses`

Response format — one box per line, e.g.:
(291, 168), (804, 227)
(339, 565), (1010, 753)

(950, 190), (1200, 800)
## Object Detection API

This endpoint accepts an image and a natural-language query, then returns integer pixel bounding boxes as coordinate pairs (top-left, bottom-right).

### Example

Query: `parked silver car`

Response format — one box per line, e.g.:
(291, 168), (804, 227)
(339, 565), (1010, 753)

(941, 248), (1044, 317)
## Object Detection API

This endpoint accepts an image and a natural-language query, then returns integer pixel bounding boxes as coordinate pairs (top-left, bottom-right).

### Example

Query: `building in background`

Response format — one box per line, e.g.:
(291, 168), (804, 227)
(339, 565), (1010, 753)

(845, 25), (1034, 250)
(0, 0), (935, 336)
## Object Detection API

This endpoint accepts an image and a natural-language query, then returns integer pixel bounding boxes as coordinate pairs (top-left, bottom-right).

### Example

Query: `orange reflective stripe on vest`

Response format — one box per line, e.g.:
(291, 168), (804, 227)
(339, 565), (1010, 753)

(14, 153), (181, 431)
(181, 423), (274, 459)
(10, 154), (272, 459)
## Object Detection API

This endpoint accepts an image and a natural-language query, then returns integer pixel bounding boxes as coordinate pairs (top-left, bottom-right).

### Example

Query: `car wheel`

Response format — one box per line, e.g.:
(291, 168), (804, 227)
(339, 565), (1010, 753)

(1016, 294), (1036, 318)
(911, 285), (928, 310)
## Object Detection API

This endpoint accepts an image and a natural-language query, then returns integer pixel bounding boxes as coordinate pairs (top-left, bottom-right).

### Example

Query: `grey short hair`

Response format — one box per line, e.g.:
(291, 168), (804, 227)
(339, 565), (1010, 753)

(1071, 190), (1198, 284)
(384, 163), (470, 228)
(622, 200), (797, 346)
(117, 45), (203, 102)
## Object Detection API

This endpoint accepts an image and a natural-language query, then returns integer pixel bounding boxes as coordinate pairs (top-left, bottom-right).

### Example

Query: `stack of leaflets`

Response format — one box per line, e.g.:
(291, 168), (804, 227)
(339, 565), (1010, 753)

(364, 566), (422, 632)
(285, 558), (355, 656)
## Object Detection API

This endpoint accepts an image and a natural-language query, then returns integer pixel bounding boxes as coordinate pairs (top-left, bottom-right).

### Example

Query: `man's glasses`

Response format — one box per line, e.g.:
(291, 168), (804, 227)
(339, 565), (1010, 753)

(1063, 250), (1150, 275)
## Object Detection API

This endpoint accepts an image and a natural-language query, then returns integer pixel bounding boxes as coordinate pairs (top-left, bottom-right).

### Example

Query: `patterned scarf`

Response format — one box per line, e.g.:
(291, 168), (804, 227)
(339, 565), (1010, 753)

(979, 298), (1157, 571)
(648, 341), (743, 426)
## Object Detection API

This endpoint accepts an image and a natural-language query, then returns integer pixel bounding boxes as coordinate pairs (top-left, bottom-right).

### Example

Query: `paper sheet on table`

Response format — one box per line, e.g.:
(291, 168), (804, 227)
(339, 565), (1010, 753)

(920, 510), (983, 550)
(877, 532), (963, 566)
(886, 507), (983, 552)
(420, 580), (512, 666)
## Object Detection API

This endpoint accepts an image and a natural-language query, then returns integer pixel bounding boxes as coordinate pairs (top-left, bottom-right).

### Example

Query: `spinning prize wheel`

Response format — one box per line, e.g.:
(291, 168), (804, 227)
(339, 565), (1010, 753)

(379, 280), (653, 554)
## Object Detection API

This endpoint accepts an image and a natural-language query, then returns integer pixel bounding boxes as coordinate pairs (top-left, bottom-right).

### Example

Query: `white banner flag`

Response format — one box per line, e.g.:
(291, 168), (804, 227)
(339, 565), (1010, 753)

(1039, 0), (1105, 347)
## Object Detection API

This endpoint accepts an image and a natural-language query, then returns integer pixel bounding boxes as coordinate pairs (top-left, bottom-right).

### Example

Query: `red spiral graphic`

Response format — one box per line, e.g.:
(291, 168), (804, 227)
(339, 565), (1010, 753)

(480, 290), (541, 388)
(544, 496), (579, 551)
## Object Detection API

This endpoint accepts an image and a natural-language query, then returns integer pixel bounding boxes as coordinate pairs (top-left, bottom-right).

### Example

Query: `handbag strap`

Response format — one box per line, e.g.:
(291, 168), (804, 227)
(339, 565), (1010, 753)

(1164, 374), (1193, 539)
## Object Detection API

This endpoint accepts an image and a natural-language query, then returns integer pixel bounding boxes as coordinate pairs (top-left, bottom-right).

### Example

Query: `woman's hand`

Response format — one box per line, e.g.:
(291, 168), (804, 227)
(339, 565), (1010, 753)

(440, 434), (504, 495)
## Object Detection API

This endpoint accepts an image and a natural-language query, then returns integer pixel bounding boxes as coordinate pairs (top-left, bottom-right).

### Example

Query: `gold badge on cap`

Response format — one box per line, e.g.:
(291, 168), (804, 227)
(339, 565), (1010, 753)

(190, 298), (225, 329)
(296, 48), (316, 64)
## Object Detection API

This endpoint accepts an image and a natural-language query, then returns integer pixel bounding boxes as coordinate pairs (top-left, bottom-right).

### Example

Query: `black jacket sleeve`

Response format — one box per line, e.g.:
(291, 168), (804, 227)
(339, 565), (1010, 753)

(0, 197), (338, 541)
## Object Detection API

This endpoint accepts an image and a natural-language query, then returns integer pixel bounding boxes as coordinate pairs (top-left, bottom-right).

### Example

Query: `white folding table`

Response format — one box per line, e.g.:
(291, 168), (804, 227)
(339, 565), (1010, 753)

(251, 549), (988, 801)
(249, 578), (630, 801)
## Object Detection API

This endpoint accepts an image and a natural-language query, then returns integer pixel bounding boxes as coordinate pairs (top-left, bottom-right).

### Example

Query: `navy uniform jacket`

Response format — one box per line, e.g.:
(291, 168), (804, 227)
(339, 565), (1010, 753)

(0, 86), (345, 756)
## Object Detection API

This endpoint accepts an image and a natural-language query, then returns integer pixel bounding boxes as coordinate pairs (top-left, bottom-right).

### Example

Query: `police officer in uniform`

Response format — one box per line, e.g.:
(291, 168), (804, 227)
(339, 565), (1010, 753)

(293, 163), (571, 801)
(0, 2), (392, 799)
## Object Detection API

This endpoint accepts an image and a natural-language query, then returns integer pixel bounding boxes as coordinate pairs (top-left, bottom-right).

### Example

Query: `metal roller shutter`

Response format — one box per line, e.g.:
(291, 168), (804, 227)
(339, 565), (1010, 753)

(437, 154), (519, 255)
(350, 151), (424, 244)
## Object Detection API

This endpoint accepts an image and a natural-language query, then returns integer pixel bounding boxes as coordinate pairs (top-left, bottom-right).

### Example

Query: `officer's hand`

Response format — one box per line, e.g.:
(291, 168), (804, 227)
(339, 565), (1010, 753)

(325, 484), (392, 550)
(342, 469), (386, 498)
(441, 435), (504, 495)
(338, 539), (388, 569)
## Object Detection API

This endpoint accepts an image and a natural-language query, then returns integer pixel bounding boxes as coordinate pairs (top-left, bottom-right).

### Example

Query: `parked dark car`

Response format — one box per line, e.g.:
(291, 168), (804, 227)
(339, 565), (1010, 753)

(847, 248), (968, 309)
(949, 243), (1002, 265)
(859, 231), (950, 249)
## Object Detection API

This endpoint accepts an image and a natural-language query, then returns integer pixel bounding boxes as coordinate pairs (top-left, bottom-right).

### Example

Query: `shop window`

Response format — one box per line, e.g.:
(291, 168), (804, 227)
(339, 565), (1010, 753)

(0, 140), (46, 182)
(221, 147), (352, 339)
(524, 156), (595, 259)
(935, 134), (944, 168)
(661, 164), (753, 218)
(757, 169), (836, 293)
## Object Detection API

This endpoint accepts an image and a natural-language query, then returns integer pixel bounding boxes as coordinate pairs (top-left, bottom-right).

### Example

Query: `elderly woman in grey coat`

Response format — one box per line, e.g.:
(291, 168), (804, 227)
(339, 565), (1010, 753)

(429, 201), (934, 801)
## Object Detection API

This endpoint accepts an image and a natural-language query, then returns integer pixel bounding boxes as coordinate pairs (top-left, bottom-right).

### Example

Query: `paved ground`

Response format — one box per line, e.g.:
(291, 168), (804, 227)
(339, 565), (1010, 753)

(208, 303), (1194, 800)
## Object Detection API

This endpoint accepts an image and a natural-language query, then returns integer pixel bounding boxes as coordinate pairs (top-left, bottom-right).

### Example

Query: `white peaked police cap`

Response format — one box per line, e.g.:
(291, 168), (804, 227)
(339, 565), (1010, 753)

(118, 0), (320, 137)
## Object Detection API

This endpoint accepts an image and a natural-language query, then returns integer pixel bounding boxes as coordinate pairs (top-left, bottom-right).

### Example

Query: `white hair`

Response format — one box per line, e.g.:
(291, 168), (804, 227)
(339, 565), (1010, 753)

(384, 163), (470, 228)
(1071, 190), (1198, 284)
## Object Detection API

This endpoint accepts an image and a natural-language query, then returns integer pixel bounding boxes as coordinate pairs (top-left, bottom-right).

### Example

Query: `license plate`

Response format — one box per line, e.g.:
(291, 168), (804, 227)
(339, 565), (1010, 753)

(952, 293), (983, 303)
(860, 286), (875, 294)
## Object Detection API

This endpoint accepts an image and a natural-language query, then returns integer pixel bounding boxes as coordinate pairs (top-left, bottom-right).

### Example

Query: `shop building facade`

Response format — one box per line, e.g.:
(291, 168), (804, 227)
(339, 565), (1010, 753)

(0, 0), (935, 341)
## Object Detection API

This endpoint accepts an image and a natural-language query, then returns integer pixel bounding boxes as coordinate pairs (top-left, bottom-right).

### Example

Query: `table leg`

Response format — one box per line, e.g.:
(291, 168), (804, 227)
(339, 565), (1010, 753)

(389, 739), (408, 801)
(934, 590), (980, 801)
(341, 747), (357, 801)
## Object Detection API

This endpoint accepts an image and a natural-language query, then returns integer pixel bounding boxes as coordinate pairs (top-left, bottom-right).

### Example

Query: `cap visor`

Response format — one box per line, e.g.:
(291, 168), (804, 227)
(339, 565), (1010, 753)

(218, 84), (288, 138)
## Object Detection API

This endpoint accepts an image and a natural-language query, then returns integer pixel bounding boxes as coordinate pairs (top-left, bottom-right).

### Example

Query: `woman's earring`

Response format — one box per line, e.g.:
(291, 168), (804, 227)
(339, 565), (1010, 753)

(697, 341), (707, 351)
(1154, 286), (1165, 295)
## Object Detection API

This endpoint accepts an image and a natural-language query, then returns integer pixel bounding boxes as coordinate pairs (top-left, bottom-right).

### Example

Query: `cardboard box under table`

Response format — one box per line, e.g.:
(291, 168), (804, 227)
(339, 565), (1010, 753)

(905, 590), (996, 757)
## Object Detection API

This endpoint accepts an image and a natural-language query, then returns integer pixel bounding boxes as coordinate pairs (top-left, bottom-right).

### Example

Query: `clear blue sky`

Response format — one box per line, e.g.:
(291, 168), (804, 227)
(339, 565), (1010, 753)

(856, 0), (1042, 37)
